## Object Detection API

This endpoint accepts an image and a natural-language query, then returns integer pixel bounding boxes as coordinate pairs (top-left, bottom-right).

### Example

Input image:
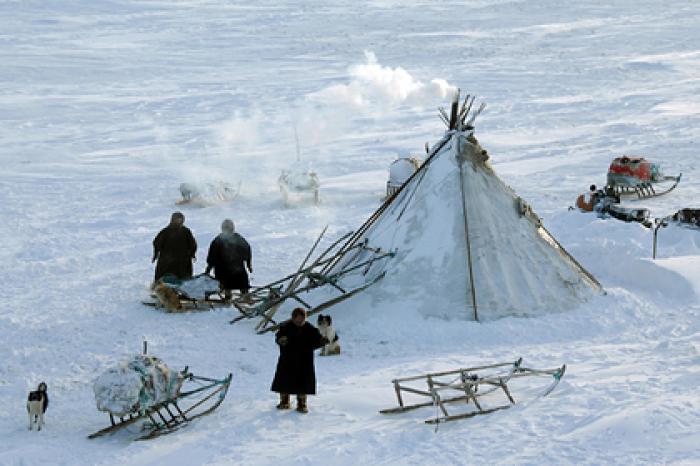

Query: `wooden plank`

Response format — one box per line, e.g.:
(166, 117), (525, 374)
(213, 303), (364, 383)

(389, 361), (518, 383)
(87, 414), (144, 439)
(379, 394), (471, 414)
(425, 405), (510, 424)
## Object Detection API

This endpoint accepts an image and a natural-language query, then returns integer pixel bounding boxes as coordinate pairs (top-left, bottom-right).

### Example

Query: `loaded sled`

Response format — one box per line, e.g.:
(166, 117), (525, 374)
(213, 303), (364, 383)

(89, 353), (231, 440)
(144, 273), (234, 312)
(600, 203), (652, 227)
(606, 156), (681, 200)
(380, 358), (565, 424)
(671, 208), (700, 229)
(279, 167), (320, 205)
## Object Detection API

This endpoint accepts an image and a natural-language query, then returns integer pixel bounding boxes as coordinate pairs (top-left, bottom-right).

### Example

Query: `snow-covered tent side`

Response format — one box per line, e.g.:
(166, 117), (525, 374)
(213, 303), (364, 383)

(328, 95), (602, 321)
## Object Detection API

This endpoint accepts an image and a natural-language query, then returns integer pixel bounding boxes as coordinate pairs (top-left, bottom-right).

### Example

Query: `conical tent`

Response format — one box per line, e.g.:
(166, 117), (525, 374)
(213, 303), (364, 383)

(326, 99), (602, 321)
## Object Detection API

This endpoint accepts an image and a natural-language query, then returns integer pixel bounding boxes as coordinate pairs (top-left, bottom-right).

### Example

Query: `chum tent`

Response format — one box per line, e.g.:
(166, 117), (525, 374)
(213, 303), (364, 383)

(323, 93), (602, 321)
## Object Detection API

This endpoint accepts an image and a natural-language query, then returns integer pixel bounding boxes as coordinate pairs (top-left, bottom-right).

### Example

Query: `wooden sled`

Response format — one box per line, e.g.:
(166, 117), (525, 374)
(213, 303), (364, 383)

(229, 226), (393, 332)
(142, 294), (235, 313)
(145, 273), (235, 313)
(609, 173), (682, 200)
(88, 369), (232, 441)
(380, 358), (565, 424)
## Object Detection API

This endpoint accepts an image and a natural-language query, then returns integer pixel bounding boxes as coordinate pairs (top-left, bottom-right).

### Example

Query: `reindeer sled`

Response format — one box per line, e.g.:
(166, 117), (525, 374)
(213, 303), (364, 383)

(177, 181), (241, 207)
(279, 167), (320, 205)
(606, 156), (681, 200)
(380, 358), (566, 425)
(144, 273), (234, 312)
(89, 352), (231, 440)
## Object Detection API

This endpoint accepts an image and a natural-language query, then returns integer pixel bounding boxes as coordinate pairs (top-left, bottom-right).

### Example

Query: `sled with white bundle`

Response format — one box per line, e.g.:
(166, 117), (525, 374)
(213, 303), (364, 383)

(177, 181), (241, 207)
(143, 273), (232, 312)
(279, 168), (320, 205)
(279, 127), (321, 205)
(379, 358), (566, 424)
(88, 352), (232, 440)
(606, 156), (681, 200)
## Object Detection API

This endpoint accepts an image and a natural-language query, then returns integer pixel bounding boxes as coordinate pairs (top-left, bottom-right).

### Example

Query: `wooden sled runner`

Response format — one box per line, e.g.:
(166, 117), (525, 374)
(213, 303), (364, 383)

(88, 369), (232, 440)
(380, 358), (565, 424)
(609, 173), (681, 200)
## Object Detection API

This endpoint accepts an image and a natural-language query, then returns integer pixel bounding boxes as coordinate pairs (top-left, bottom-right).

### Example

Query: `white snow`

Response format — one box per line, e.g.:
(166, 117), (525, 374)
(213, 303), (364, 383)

(1, 1), (699, 465)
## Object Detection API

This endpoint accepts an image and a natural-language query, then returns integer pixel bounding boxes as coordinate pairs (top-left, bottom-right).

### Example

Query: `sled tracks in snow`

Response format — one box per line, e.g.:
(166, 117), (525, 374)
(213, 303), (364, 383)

(380, 358), (565, 425)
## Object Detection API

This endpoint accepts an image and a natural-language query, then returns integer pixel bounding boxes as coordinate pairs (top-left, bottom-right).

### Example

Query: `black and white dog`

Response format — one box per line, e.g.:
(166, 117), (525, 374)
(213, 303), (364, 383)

(27, 382), (49, 431)
(317, 314), (340, 356)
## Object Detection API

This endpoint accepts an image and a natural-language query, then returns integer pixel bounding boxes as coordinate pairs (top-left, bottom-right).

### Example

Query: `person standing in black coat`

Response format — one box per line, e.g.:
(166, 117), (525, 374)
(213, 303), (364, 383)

(271, 308), (328, 413)
(152, 212), (197, 282)
(205, 219), (252, 300)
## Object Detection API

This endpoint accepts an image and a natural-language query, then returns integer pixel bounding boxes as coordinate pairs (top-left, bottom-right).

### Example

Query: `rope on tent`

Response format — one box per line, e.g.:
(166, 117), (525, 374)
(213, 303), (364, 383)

(457, 134), (479, 322)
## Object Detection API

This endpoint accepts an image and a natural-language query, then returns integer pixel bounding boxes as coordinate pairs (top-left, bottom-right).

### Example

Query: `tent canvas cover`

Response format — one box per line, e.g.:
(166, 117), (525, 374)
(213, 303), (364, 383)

(325, 97), (602, 321)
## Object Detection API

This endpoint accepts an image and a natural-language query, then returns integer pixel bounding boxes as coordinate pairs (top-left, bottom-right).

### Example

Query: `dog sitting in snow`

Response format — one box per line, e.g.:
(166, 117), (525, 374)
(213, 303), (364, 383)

(27, 382), (49, 431)
(317, 314), (340, 356)
(152, 281), (184, 312)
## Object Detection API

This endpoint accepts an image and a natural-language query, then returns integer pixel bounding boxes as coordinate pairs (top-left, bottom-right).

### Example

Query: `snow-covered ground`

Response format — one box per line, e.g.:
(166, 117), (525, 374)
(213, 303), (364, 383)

(1, 1), (699, 464)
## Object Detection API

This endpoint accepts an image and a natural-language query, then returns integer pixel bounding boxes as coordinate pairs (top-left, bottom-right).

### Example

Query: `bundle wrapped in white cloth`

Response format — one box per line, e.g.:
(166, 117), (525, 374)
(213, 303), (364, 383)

(178, 181), (240, 206)
(279, 168), (320, 192)
(93, 355), (185, 416)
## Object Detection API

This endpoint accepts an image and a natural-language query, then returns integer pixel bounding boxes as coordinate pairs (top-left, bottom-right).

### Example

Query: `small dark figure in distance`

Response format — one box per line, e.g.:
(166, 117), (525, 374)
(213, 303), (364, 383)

(205, 219), (252, 300)
(27, 382), (48, 431)
(152, 212), (197, 283)
(271, 308), (329, 413)
(317, 314), (340, 356)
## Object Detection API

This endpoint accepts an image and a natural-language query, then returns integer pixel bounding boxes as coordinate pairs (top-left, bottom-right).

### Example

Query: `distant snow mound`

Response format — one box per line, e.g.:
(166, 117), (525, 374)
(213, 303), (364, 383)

(93, 354), (184, 416)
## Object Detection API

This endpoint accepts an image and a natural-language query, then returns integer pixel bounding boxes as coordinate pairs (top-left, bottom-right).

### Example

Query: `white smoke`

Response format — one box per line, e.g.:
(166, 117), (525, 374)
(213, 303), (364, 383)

(308, 51), (457, 109)
(176, 52), (457, 198)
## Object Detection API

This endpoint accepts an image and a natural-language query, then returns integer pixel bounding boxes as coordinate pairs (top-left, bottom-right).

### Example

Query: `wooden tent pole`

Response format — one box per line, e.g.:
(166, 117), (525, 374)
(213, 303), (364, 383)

(457, 136), (479, 322)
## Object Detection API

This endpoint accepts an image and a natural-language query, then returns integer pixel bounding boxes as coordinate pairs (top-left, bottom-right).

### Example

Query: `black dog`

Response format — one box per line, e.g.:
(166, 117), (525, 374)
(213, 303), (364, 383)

(27, 382), (49, 431)
(317, 314), (340, 356)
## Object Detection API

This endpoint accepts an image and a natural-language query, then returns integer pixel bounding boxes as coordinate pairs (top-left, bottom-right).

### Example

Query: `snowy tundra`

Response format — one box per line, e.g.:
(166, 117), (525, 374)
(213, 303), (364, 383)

(1, 1), (699, 465)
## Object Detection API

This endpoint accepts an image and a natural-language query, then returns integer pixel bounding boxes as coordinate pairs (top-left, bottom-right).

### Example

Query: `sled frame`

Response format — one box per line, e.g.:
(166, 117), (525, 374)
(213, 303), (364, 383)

(379, 358), (566, 424)
(229, 229), (393, 331)
(88, 371), (232, 441)
(609, 173), (682, 200)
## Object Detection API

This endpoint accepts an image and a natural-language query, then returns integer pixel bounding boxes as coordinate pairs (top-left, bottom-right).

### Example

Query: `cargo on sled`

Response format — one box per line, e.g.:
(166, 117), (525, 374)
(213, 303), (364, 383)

(89, 351), (231, 440)
(144, 273), (234, 312)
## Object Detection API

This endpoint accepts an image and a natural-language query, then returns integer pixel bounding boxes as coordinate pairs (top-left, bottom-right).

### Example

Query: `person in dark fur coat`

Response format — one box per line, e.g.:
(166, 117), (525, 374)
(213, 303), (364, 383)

(205, 219), (252, 299)
(271, 308), (328, 413)
(152, 212), (197, 282)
